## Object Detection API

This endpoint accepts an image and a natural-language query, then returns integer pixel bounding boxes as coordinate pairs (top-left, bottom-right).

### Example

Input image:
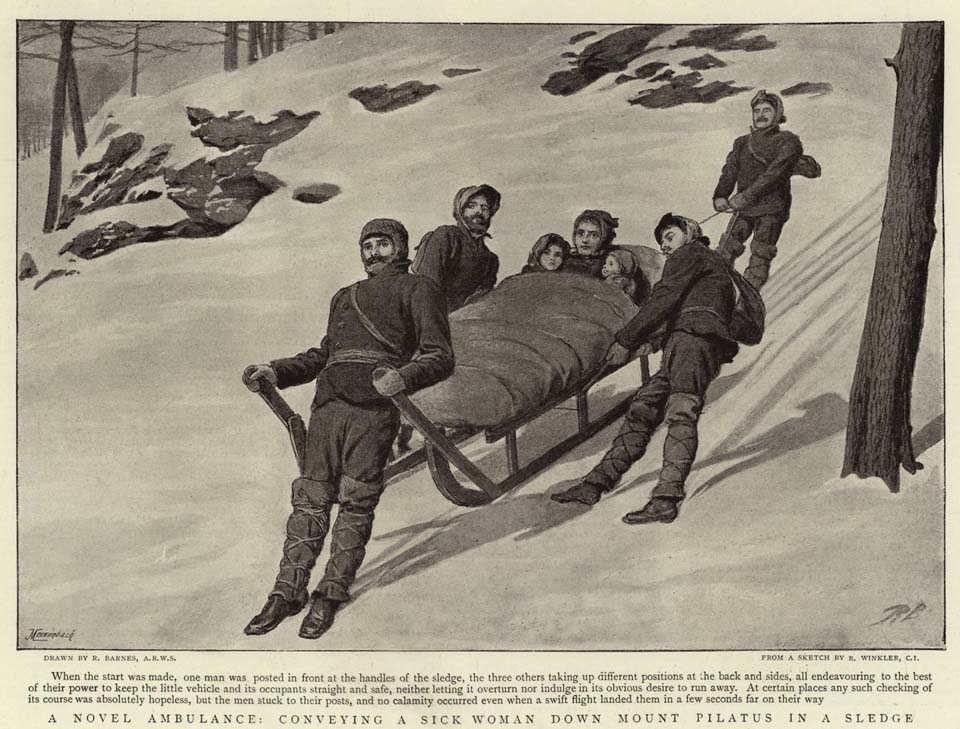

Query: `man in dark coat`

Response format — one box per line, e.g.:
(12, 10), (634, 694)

(243, 218), (453, 639)
(713, 90), (803, 290)
(563, 209), (619, 277)
(552, 213), (739, 525)
(411, 184), (501, 312)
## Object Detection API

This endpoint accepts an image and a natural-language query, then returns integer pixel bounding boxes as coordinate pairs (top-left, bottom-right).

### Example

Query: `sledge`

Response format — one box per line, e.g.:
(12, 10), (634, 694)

(248, 268), (659, 508)
(387, 353), (650, 507)
(382, 271), (654, 506)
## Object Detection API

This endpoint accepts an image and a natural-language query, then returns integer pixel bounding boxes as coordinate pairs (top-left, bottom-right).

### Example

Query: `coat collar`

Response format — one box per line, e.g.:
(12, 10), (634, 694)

(457, 221), (492, 242)
(366, 259), (411, 278)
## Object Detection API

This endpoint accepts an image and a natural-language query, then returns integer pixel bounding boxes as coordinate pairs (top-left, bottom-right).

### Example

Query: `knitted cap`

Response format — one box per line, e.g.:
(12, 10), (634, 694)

(359, 218), (410, 259)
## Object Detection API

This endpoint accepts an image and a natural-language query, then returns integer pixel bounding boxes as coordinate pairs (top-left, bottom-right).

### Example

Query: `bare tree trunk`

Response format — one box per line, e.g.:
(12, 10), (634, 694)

(44, 20), (74, 233)
(225, 22), (239, 71)
(257, 23), (270, 57)
(276, 22), (285, 51)
(265, 23), (275, 55)
(65, 53), (87, 157)
(842, 22), (944, 492)
(324, 22), (336, 36)
(130, 25), (140, 96)
(307, 22), (318, 40)
(247, 22), (259, 64)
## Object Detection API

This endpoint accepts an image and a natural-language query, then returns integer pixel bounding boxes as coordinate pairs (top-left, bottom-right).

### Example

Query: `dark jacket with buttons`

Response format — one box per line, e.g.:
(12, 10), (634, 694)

(271, 260), (454, 408)
(713, 125), (803, 219)
(615, 240), (738, 359)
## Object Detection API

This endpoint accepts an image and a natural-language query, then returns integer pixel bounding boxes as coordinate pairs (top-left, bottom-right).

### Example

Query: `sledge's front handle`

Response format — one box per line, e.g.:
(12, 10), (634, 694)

(243, 366), (298, 425)
(242, 365), (262, 391)
(244, 365), (306, 474)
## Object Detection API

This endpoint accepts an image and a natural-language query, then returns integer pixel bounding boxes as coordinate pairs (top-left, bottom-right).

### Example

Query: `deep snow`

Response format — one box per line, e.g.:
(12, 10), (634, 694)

(16, 22), (943, 650)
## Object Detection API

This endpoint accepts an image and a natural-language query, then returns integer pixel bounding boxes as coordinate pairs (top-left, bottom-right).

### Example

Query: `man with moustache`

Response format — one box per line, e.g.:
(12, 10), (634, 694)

(242, 218), (453, 640)
(412, 184), (502, 312)
(563, 209), (620, 278)
(712, 90), (804, 290)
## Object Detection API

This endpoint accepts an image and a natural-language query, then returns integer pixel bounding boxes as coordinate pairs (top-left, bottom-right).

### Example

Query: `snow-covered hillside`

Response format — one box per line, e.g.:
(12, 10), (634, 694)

(16, 23), (943, 649)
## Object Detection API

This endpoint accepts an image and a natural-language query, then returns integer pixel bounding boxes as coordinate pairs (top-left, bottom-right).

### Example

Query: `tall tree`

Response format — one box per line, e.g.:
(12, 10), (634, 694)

(247, 22), (259, 64)
(258, 23), (272, 58)
(307, 22), (318, 40)
(276, 22), (285, 51)
(324, 23), (336, 36)
(265, 23), (275, 56)
(191, 22), (248, 70)
(65, 53), (87, 156)
(130, 25), (140, 96)
(842, 22), (944, 492)
(43, 21), (74, 233)
(224, 22), (239, 71)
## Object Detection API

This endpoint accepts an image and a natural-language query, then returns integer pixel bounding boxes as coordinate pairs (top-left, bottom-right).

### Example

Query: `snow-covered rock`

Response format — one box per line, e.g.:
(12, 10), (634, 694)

(54, 107), (319, 259)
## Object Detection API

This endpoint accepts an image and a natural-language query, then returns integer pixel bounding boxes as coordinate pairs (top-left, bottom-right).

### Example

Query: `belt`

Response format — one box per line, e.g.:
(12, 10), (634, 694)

(680, 306), (727, 323)
(326, 349), (403, 368)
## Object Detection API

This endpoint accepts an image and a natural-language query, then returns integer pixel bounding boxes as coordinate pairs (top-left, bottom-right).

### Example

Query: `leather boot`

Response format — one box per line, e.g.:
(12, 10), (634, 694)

(622, 496), (680, 525)
(244, 594), (304, 636)
(299, 596), (341, 639)
(551, 482), (604, 505)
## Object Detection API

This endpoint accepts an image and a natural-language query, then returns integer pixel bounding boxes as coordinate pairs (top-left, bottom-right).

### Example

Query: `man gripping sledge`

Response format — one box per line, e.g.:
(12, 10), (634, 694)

(243, 218), (453, 639)
(552, 213), (740, 525)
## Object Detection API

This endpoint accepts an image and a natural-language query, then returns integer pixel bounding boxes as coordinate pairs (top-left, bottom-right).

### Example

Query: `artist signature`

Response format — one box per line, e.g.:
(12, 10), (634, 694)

(24, 628), (77, 642)
(871, 602), (927, 626)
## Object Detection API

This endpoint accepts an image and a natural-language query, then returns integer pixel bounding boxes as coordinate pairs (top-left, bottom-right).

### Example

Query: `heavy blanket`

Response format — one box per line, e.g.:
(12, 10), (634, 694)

(411, 272), (639, 428)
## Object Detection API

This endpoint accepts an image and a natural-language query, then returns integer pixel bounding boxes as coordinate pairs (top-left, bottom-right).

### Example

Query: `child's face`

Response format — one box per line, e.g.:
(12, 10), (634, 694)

(539, 244), (565, 271)
(601, 254), (622, 278)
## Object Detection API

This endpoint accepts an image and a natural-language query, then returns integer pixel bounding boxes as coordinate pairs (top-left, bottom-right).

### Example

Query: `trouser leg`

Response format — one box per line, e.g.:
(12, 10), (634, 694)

(651, 393), (704, 501)
(315, 401), (399, 603)
(744, 216), (785, 290)
(267, 399), (343, 605)
(717, 215), (754, 265)
(582, 373), (671, 491)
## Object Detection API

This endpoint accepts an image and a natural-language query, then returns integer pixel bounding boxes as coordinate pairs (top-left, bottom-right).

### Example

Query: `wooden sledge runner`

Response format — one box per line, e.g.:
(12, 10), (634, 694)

(386, 354), (651, 507)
